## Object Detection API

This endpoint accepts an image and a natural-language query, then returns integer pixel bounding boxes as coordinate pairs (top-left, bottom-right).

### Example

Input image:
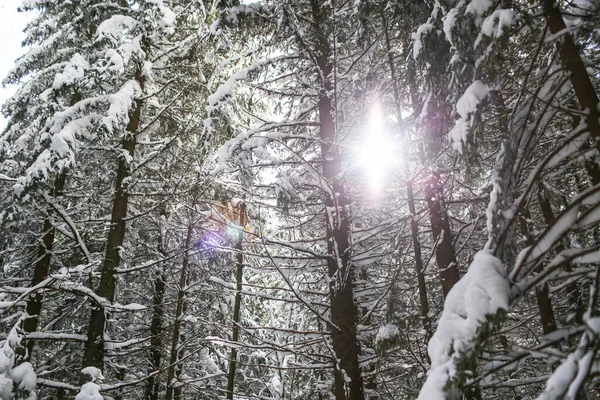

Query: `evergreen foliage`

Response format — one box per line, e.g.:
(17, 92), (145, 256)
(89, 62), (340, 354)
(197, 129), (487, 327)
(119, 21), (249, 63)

(0, 0), (599, 398)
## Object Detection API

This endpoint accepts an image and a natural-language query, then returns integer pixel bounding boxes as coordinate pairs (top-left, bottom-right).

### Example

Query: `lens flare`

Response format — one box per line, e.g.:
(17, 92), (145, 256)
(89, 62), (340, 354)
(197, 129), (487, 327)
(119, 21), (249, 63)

(197, 230), (226, 250)
(357, 103), (396, 193)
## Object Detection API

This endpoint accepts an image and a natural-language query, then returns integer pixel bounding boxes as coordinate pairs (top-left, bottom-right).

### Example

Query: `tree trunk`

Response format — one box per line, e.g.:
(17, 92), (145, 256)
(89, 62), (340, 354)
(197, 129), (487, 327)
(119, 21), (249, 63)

(114, 366), (126, 400)
(227, 203), (245, 400)
(19, 172), (67, 361)
(543, 0), (600, 144)
(173, 327), (187, 400)
(537, 186), (583, 323)
(145, 238), (167, 400)
(165, 222), (193, 400)
(383, 17), (431, 338)
(518, 207), (556, 335)
(424, 171), (461, 298)
(81, 75), (144, 377)
(145, 194), (171, 400)
(310, 1), (364, 399)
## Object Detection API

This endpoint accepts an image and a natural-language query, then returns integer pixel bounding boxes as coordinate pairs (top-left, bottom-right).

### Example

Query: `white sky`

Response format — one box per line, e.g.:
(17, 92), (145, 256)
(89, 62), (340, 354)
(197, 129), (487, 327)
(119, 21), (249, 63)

(0, 0), (30, 130)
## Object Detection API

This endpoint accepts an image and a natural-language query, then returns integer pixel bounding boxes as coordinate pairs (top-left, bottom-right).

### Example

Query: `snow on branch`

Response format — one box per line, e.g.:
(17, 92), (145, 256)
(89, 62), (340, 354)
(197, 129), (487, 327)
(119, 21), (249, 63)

(207, 60), (263, 113)
(203, 54), (293, 142)
(225, 3), (271, 25)
(148, 0), (176, 35)
(4, 29), (63, 85)
(96, 15), (139, 42)
(208, 120), (319, 175)
(75, 382), (103, 400)
(474, 9), (518, 47)
(411, 23), (434, 60)
(102, 79), (142, 133)
(417, 250), (509, 400)
(466, 0), (495, 25)
(0, 315), (37, 400)
(536, 269), (600, 399)
(11, 79), (141, 194)
(52, 53), (89, 90)
(448, 80), (492, 154)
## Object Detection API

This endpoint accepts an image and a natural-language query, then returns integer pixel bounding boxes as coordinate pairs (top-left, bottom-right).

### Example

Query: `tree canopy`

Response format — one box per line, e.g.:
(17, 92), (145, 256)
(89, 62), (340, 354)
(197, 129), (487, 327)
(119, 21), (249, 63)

(1, 0), (599, 399)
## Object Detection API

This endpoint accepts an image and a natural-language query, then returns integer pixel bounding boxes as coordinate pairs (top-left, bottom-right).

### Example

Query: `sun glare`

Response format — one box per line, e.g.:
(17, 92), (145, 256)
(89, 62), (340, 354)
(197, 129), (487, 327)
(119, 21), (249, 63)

(357, 104), (396, 193)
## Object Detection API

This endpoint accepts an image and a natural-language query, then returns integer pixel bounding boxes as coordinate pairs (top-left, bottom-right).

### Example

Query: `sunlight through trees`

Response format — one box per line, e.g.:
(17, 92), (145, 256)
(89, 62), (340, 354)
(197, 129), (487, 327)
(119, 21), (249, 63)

(0, 0), (599, 399)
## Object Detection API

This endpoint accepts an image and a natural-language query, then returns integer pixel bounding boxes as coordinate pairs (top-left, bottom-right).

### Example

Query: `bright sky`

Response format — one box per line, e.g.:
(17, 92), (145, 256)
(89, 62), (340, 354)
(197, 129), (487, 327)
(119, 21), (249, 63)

(0, 0), (30, 130)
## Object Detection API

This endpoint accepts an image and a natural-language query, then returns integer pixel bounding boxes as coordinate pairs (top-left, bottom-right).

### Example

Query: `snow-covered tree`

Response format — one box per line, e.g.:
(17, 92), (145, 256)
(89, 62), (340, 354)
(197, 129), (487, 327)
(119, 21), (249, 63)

(1, 0), (599, 398)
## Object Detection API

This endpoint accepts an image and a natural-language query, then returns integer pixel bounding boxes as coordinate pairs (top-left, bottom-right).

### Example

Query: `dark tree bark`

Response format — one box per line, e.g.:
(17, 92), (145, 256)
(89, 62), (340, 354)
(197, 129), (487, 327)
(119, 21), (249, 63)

(226, 203), (245, 400)
(537, 186), (583, 323)
(81, 74), (145, 377)
(543, 0), (600, 186)
(173, 331), (186, 400)
(145, 232), (168, 400)
(310, 1), (364, 399)
(543, 0), (600, 143)
(424, 171), (461, 298)
(404, 10), (460, 299)
(383, 17), (431, 337)
(19, 172), (67, 361)
(165, 222), (193, 400)
(518, 207), (557, 334)
(114, 366), (126, 400)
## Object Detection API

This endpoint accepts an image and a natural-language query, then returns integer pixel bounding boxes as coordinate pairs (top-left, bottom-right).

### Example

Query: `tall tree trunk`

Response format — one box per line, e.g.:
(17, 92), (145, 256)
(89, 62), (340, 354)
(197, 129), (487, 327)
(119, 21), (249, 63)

(424, 171), (460, 298)
(165, 222), (193, 400)
(310, 1), (364, 399)
(20, 90), (81, 363)
(145, 270), (166, 400)
(173, 330), (186, 400)
(114, 366), (126, 400)
(81, 75), (144, 377)
(537, 186), (583, 323)
(145, 227), (168, 400)
(19, 172), (67, 361)
(227, 203), (245, 400)
(518, 207), (557, 334)
(400, 9), (460, 300)
(383, 17), (431, 338)
(543, 0), (600, 144)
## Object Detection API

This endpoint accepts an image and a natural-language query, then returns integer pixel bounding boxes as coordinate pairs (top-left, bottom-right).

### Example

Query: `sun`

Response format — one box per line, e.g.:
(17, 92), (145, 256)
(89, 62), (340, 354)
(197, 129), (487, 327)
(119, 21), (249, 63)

(357, 103), (396, 193)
